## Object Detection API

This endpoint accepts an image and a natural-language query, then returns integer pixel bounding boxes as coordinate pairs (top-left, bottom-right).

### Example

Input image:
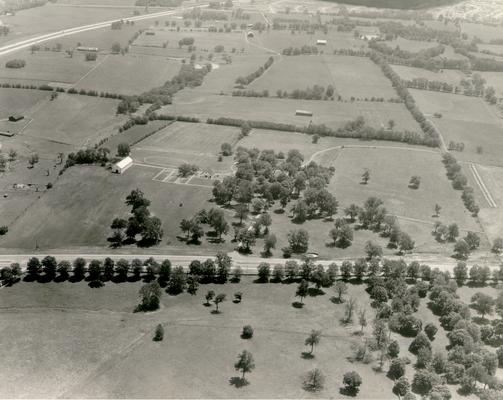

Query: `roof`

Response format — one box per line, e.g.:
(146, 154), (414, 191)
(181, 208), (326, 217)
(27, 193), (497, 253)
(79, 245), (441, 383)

(115, 156), (133, 169)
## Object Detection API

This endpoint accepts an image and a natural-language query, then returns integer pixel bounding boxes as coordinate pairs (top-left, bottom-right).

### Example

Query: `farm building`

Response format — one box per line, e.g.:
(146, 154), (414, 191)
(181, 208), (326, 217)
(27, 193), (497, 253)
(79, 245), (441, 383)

(76, 46), (99, 52)
(247, 31), (254, 38)
(316, 39), (327, 45)
(295, 109), (313, 117)
(8, 114), (23, 122)
(112, 156), (133, 174)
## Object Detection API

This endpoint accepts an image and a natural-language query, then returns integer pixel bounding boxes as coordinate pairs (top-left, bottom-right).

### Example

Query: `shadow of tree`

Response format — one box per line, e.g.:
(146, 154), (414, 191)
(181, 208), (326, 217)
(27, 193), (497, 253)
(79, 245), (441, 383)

(229, 377), (249, 388)
(292, 301), (304, 309)
(301, 351), (314, 360)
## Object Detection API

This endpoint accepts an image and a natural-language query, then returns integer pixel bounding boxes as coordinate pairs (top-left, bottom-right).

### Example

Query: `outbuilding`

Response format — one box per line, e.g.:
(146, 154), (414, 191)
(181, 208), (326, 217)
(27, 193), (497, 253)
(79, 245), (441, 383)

(112, 156), (133, 174)
(8, 114), (23, 122)
(295, 109), (313, 117)
(316, 39), (327, 45)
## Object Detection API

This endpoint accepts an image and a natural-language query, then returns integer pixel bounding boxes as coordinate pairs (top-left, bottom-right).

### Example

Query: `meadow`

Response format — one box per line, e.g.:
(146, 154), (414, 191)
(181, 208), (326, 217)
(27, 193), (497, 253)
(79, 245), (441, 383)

(0, 88), (49, 119)
(410, 89), (503, 167)
(164, 93), (421, 132)
(391, 65), (466, 85)
(476, 165), (503, 242)
(0, 277), (440, 399)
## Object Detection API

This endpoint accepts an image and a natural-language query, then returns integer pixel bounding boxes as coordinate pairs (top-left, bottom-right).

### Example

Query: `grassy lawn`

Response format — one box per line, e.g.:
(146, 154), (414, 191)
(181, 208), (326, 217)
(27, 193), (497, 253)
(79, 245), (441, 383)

(0, 278), (415, 399)
(410, 90), (503, 166)
(131, 121), (241, 172)
(0, 165), (233, 251)
(74, 54), (182, 95)
(19, 93), (125, 147)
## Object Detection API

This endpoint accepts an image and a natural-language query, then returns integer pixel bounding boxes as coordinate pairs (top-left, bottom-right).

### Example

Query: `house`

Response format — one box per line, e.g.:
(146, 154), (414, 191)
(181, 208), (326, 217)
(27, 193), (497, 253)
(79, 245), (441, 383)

(8, 114), (23, 122)
(295, 110), (313, 117)
(316, 39), (327, 45)
(112, 156), (133, 174)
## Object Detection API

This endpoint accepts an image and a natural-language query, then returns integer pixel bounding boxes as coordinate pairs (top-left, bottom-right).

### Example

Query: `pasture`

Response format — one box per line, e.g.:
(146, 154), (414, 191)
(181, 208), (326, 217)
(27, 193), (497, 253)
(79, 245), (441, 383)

(391, 65), (466, 85)
(410, 89), (503, 166)
(0, 277), (443, 399)
(164, 93), (421, 132)
(18, 93), (125, 147)
(0, 165), (227, 252)
(0, 89), (49, 119)
(476, 164), (503, 242)
(74, 54), (182, 95)
(131, 121), (241, 173)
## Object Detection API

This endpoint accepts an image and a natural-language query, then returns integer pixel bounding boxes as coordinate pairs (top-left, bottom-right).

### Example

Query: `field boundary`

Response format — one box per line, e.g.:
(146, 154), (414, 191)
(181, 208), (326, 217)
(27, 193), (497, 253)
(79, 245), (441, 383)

(469, 163), (498, 208)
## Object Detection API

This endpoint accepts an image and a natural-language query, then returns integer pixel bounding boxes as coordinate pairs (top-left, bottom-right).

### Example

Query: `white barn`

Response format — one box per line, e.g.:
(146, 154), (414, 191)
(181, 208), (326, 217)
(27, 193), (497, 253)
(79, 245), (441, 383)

(316, 39), (327, 45)
(112, 156), (133, 174)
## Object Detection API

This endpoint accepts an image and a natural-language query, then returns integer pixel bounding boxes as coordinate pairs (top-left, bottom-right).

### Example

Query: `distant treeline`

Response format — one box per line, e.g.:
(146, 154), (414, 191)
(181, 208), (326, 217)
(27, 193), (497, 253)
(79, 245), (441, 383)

(320, 0), (462, 10)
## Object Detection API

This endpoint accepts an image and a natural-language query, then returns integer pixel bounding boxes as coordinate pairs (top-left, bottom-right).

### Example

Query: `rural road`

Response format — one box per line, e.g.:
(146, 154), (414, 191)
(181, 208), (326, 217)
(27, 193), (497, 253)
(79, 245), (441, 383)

(0, 3), (207, 57)
(0, 251), (499, 272)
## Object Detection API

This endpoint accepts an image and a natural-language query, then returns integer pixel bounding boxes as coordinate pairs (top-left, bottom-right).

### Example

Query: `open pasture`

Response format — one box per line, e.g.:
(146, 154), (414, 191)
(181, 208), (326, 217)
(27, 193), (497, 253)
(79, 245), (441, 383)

(74, 54), (181, 95)
(387, 37), (438, 52)
(19, 93), (125, 147)
(132, 121), (239, 173)
(0, 50), (94, 85)
(460, 21), (503, 43)
(0, 165), (222, 251)
(0, 278), (413, 399)
(0, 88), (48, 119)
(480, 71), (503, 97)
(0, 3), (134, 47)
(166, 92), (421, 132)
(411, 89), (503, 166)
(391, 64), (465, 85)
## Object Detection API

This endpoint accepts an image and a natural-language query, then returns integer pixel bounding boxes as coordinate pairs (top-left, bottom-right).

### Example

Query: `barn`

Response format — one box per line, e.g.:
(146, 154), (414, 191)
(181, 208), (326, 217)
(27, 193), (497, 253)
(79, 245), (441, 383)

(112, 156), (133, 174)
(8, 114), (23, 122)
(316, 39), (327, 45)
(295, 110), (313, 117)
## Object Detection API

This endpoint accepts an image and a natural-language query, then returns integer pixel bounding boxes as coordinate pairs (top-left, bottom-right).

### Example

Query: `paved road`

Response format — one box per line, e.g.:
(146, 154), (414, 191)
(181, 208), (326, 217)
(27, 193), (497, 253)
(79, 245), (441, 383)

(0, 251), (499, 272)
(0, 4), (206, 57)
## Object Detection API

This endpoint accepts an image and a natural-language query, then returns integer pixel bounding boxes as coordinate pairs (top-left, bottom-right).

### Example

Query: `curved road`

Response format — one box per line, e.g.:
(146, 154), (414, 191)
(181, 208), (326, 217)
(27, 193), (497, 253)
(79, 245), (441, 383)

(0, 4), (207, 57)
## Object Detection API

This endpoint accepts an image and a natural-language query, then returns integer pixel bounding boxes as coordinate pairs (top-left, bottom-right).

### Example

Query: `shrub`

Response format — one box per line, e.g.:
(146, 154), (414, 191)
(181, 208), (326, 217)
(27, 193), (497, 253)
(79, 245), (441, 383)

(409, 333), (431, 354)
(241, 325), (253, 339)
(153, 324), (164, 341)
(5, 59), (26, 68)
(424, 323), (438, 341)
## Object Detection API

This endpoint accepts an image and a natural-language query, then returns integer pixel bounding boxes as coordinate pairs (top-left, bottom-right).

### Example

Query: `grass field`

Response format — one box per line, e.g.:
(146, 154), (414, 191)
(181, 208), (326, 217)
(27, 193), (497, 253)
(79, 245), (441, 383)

(0, 165), (225, 251)
(132, 121), (241, 172)
(165, 93), (421, 132)
(0, 89), (49, 119)
(391, 65), (466, 85)
(476, 164), (503, 242)
(74, 53), (182, 95)
(0, 277), (443, 399)
(18, 93), (124, 147)
(410, 89), (503, 166)
(480, 71), (503, 97)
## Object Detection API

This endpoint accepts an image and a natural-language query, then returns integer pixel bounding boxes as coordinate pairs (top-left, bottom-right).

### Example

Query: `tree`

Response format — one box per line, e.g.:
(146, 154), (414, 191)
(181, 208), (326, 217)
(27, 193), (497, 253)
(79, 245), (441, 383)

(388, 358), (406, 380)
(136, 282), (162, 312)
(88, 259), (103, 283)
(263, 233), (277, 256)
(41, 255), (57, 279)
(205, 290), (215, 305)
(305, 330), (321, 355)
(28, 153), (39, 168)
(117, 142), (130, 157)
(453, 239), (470, 260)
(447, 223), (459, 242)
(409, 176), (421, 189)
(345, 204), (360, 222)
(167, 266), (186, 294)
(296, 279), (309, 304)
(56, 260), (71, 280)
(453, 262), (468, 286)
(334, 281), (347, 302)
(424, 323), (438, 341)
(492, 237), (503, 254)
(111, 42), (121, 53)
(409, 333), (431, 355)
(359, 309), (368, 333)
(344, 297), (357, 323)
(159, 259), (171, 282)
(471, 292), (494, 318)
(285, 260), (299, 282)
(287, 229), (309, 253)
(434, 204), (441, 217)
(412, 370), (435, 396)
(343, 371), (362, 395)
(464, 232), (480, 250)
(361, 169), (370, 184)
(153, 324), (164, 341)
(213, 293), (226, 312)
(393, 377), (410, 399)
(388, 340), (400, 358)
(215, 251), (232, 283)
(241, 325), (253, 339)
(235, 203), (248, 225)
(221, 142), (232, 156)
(303, 368), (325, 392)
(241, 121), (252, 137)
(398, 232), (415, 254)
(73, 257), (87, 280)
(234, 350), (255, 381)
(365, 241), (383, 259)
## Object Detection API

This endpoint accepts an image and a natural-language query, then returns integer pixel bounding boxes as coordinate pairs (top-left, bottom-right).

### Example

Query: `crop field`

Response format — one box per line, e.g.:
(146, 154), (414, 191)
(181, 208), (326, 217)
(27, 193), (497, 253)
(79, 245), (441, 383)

(0, 88), (48, 119)
(410, 89), (503, 166)
(164, 93), (421, 132)
(0, 278), (449, 399)
(131, 121), (241, 172)
(104, 120), (171, 154)
(391, 65), (465, 85)
(74, 54), (182, 95)
(0, 50), (94, 85)
(17, 93), (125, 147)
(476, 164), (503, 242)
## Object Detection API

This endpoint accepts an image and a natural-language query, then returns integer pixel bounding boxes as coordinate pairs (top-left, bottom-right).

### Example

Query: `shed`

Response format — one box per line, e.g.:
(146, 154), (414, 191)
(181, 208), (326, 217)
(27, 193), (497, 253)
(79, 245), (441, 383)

(247, 31), (254, 38)
(8, 114), (23, 122)
(295, 109), (313, 117)
(76, 46), (99, 52)
(112, 156), (133, 174)
(316, 39), (327, 45)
